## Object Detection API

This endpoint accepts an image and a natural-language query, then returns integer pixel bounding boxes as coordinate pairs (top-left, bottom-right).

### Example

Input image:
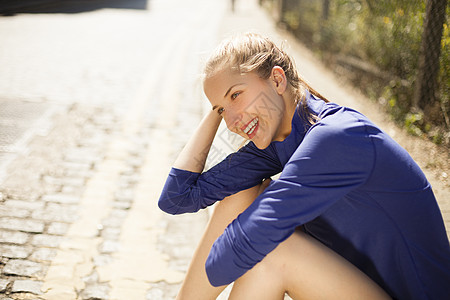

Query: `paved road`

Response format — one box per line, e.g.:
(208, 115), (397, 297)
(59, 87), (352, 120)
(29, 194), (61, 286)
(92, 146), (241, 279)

(0, 0), (227, 298)
(0, 0), (448, 299)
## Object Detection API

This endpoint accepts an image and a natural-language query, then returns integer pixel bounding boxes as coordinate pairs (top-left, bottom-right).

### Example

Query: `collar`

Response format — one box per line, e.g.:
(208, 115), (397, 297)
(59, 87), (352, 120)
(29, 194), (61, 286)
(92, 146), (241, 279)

(272, 91), (326, 165)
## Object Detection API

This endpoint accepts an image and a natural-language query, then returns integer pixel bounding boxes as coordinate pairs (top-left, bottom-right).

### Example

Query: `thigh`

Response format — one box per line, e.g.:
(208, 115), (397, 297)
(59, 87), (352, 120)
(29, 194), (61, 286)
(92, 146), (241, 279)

(176, 184), (263, 300)
(277, 230), (390, 300)
(228, 230), (390, 300)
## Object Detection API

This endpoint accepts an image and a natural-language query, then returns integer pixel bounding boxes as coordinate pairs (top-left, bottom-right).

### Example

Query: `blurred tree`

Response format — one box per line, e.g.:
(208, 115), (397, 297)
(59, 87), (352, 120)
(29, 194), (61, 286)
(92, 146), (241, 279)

(323, 0), (330, 19)
(264, 0), (449, 143)
(413, 0), (447, 111)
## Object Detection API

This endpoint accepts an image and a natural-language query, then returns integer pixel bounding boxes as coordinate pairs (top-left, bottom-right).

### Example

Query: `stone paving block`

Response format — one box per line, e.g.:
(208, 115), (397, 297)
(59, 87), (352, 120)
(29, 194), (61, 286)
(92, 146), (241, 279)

(0, 279), (9, 292)
(0, 206), (30, 218)
(101, 216), (124, 228)
(31, 203), (78, 223)
(0, 259), (8, 269)
(0, 229), (28, 245)
(0, 230), (29, 245)
(3, 259), (43, 277)
(82, 270), (100, 285)
(64, 149), (100, 165)
(114, 189), (134, 202)
(119, 165), (139, 177)
(61, 177), (86, 188)
(79, 283), (110, 300)
(2, 200), (45, 210)
(61, 185), (82, 195)
(100, 227), (121, 240)
(0, 191), (39, 202)
(118, 174), (140, 187)
(63, 169), (94, 180)
(146, 282), (178, 300)
(31, 234), (63, 248)
(0, 244), (32, 259)
(11, 279), (43, 295)
(47, 222), (69, 235)
(61, 162), (92, 172)
(93, 254), (113, 267)
(0, 218), (44, 234)
(112, 200), (131, 210)
(109, 209), (128, 219)
(41, 193), (80, 204)
(146, 288), (164, 300)
(30, 248), (57, 262)
(41, 175), (64, 187)
(125, 157), (144, 169)
(99, 240), (120, 254)
(79, 135), (108, 149)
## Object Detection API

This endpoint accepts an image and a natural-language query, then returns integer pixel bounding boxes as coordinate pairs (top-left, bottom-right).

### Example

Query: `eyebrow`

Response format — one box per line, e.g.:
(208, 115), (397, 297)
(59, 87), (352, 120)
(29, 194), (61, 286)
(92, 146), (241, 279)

(224, 83), (244, 98)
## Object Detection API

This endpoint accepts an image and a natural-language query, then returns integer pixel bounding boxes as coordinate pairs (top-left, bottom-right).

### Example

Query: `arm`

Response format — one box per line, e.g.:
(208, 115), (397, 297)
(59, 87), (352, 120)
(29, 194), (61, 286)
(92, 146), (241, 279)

(173, 109), (222, 173)
(158, 110), (283, 215)
(158, 142), (282, 215)
(205, 116), (377, 286)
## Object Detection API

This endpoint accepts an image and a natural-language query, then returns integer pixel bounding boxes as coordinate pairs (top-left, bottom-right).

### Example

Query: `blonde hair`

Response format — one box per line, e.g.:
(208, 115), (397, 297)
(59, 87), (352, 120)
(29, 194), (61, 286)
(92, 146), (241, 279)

(204, 33), (328, 125)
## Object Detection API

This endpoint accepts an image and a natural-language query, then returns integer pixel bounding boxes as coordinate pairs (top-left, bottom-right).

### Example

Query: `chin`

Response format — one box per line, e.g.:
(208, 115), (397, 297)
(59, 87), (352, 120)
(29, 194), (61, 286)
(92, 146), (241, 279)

(253, 139), (271, 150)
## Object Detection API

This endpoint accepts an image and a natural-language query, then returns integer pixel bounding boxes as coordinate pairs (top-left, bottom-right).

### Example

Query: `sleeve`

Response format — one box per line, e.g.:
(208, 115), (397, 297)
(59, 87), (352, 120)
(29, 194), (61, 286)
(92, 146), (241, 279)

(205, 116), (377, 286)
(158, 142), (283, 215)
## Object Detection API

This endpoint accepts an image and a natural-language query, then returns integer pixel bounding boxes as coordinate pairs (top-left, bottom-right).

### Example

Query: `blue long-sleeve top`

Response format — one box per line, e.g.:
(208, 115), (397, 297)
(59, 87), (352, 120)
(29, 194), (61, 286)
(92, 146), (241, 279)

(159, 94), (450, 299)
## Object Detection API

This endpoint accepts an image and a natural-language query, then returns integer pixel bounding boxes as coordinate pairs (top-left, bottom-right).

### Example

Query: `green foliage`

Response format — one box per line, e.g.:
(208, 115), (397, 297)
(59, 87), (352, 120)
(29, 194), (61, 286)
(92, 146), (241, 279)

(274, 0), (449, 145)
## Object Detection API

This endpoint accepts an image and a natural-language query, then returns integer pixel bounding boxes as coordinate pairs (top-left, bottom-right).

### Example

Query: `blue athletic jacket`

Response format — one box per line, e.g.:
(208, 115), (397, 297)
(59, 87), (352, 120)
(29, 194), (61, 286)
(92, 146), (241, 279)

(159, 94), (450, 299)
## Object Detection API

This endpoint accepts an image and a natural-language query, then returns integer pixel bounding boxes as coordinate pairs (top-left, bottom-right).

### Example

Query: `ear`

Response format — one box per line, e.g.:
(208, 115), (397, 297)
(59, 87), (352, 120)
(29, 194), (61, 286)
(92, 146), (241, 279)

(271, 66), (287, 95)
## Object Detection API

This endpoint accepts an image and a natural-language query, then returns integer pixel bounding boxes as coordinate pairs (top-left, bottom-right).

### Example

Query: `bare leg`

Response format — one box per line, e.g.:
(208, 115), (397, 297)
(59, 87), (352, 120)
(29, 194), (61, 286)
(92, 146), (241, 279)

(229, 229), (391, 300)
(177, 180), (390, 300)
(176, 184), (263, 300)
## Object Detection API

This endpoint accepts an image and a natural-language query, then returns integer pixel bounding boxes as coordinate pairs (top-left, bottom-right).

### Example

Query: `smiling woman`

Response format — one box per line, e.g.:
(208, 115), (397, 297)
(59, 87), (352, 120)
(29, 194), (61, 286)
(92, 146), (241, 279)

(158, 33), (450, 300)
(203, 67), (295, 149)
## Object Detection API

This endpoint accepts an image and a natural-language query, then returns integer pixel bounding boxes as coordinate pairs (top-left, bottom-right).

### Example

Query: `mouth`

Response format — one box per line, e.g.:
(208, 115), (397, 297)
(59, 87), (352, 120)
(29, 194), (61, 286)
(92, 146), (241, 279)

(241, 117), (259, 138)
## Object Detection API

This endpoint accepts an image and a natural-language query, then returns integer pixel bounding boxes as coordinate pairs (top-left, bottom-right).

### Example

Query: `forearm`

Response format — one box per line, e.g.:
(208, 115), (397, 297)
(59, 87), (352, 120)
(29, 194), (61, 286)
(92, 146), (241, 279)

(173, 109), (222, 173)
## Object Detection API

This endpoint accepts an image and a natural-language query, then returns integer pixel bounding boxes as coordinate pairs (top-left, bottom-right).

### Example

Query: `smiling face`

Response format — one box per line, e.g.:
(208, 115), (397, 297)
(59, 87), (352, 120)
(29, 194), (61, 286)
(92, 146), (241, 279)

(203, 67), (295, 149)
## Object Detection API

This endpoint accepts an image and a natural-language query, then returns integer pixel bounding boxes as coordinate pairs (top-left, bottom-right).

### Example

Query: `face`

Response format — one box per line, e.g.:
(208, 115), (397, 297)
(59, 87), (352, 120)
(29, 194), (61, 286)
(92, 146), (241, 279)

(203, 68), (291, 149)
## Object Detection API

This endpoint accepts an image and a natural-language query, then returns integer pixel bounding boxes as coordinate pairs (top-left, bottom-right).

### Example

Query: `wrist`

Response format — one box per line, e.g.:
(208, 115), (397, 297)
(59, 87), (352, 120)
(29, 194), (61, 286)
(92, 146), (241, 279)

(204, 109), (222, 130)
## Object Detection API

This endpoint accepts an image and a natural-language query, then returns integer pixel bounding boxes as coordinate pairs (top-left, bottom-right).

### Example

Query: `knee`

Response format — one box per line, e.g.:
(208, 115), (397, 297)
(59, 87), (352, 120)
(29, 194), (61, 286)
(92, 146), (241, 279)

(242, 231), (308, 289)
(240, 241), (289, 288)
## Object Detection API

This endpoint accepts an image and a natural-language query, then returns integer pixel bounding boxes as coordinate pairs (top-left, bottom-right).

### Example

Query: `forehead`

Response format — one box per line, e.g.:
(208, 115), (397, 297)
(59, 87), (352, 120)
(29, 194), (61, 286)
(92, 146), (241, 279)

(203, 69), (258, 100)
(204, 68), (240, 92)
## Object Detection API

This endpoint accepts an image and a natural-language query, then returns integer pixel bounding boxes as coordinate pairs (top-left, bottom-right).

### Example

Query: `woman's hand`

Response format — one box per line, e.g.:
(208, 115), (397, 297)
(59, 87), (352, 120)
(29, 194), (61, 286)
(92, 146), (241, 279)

(173, 109), (222, 173)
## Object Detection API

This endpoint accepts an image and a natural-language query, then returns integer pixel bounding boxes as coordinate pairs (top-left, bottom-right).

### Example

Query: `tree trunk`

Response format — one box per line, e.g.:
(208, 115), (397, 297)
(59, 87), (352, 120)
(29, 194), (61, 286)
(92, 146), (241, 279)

(413, 0), (447, 110)
(322, 0), (330, 20)
(278, 0), (287, 24)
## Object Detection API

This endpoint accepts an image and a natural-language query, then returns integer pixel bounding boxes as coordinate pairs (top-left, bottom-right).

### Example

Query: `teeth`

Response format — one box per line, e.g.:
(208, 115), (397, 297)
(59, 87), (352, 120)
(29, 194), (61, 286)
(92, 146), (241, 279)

(243, 117), (258, 134)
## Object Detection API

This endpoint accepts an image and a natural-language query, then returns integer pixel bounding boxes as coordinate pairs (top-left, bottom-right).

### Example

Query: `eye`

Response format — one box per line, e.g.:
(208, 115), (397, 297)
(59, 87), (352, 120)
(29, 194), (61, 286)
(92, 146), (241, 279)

(231, 91), (240, 100)
(217, 107), (225, 115)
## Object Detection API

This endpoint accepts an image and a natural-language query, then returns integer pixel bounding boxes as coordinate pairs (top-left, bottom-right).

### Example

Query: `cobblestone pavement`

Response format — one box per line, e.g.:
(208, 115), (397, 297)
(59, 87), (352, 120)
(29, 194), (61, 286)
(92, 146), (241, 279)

(0, 0), (449, 299)
(0, 0), (225, 298)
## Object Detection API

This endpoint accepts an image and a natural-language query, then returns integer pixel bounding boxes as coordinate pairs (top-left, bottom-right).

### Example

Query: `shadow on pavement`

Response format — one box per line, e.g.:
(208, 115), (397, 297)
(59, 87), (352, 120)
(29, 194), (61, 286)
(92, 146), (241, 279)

(0, 0), (148, 16)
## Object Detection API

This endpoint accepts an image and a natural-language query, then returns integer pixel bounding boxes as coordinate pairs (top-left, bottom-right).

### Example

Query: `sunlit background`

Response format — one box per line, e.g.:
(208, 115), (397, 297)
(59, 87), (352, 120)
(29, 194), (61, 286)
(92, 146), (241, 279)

(0, 0), (448, 299)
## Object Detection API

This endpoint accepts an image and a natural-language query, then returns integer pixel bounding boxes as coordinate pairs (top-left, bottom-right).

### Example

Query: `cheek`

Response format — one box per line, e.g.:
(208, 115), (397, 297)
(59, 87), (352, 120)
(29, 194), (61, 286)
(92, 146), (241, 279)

(223, 117), (234, 131)
(222, 110), (241, 132)
(238, 95), (261, 117)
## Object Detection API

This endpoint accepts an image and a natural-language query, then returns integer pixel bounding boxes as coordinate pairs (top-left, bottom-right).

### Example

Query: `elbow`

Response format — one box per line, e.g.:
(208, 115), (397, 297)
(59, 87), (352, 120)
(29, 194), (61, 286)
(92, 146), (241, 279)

(158, 192), (200, 215)
(158, 194), (181, 215)
(158, 169), (204, 214)
(158, 197), (174, 214)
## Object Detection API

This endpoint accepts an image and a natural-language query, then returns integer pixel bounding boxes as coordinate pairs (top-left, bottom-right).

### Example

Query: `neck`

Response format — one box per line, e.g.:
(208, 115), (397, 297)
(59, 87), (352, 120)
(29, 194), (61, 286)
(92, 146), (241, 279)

(274, 91), (297, 141)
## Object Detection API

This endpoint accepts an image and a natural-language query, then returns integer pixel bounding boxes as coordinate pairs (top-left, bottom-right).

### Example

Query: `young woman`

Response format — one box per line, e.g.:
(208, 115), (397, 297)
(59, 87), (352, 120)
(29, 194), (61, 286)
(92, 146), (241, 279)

(158, 33), (450, 299)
